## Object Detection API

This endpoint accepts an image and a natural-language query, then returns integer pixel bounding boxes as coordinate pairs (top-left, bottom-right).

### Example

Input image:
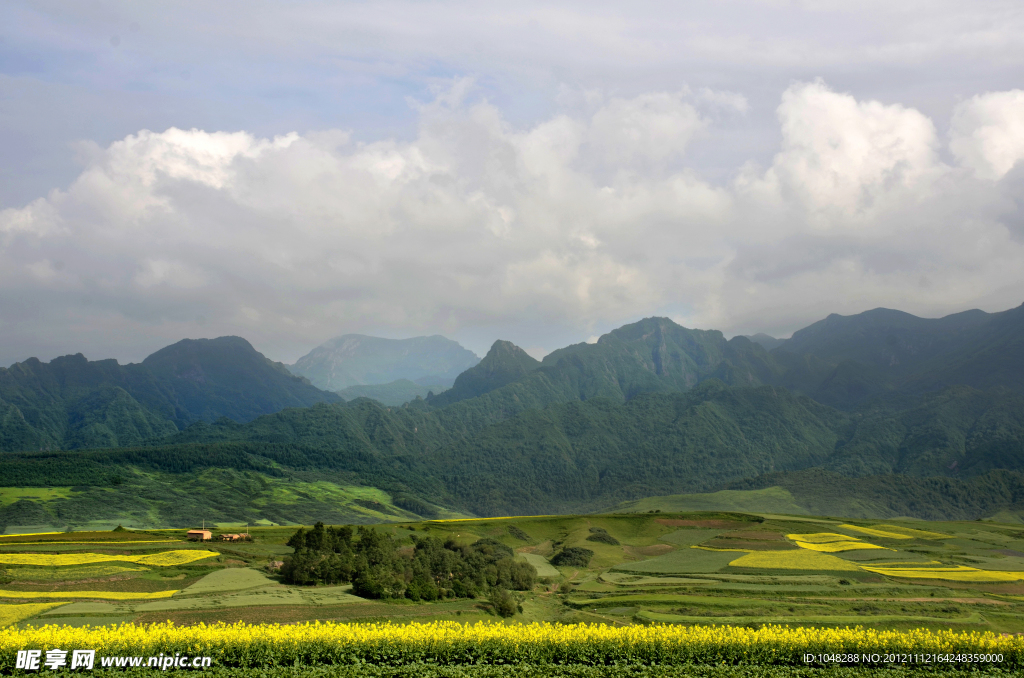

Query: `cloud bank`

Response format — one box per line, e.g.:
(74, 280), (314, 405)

(2, 81), (1023, 364)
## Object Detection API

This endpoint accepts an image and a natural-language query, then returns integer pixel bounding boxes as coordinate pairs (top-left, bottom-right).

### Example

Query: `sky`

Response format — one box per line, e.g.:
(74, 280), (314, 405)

(2, 1), (1023, 366)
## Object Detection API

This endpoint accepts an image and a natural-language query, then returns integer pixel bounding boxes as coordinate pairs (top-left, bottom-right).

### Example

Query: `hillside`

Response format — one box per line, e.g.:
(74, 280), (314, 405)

(7, 376), (1024, 527)
(426, 340), (541, 406)
(287, 334), (480, 391)
(417, 319), (785, 431)
(772, 303), (1024, 408)
(433, 305), (1024, 418)
(0, 337), (340, 451)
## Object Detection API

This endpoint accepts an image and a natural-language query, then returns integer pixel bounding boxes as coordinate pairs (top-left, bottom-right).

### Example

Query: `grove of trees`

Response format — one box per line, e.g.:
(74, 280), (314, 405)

(280, 523), (537, 613)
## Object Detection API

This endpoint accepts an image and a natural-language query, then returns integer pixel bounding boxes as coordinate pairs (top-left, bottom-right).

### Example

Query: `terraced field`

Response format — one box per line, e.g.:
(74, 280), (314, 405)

(1, 511), (1024, 636)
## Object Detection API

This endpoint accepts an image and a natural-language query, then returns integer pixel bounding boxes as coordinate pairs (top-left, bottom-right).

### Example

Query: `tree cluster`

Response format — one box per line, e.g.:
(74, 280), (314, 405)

(280, 523), (537, 611)
(550, 547), (594, 567)
(585, 527), (619, 545)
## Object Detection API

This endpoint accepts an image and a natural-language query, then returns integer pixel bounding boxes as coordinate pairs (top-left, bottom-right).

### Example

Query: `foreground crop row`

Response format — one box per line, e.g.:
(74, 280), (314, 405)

(2, 622), (1023, 669)
(27, 667), (1022, 678)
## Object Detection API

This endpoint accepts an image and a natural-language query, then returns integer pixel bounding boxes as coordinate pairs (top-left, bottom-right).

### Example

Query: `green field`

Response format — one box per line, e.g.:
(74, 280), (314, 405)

(2, 511), (1024, 635)
(615, 487), (811, 515)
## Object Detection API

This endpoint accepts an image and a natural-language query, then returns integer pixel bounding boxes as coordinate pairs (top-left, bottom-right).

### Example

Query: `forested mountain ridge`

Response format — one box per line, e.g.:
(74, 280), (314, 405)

(444, 305), (1024, 416)
(142, 378), (1024, 516)
(771, 302), (1024, 408)
(426, 340), (541, 406)
(0, 337), (339, 451)
(415, 318), (785, 431)
(6, 378), (1024, 524)
(5, 304), (1020, 455)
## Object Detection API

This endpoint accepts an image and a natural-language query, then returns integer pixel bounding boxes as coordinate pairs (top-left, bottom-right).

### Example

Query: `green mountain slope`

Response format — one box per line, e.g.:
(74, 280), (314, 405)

(420, 318), (784, 431)
(288, 334), (480, 391)
(829, 386), (1024, 477)
(0, 337), (340, 451)
(423, 381), (844, 515)
(140, 337), (338, 424)
(905, 303), (1024, 394)
(726, 468), (1024, 521)
(778, 307), (992, 373)
(772, 303), (1024, 408)
(427, 340), (541, 406)
(172, 377), (1024, 515)
(6, 378), (1024, 524)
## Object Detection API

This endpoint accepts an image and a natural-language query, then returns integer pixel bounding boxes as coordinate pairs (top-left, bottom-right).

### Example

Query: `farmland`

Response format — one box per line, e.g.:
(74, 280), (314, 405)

(3, 511), (1024, 672)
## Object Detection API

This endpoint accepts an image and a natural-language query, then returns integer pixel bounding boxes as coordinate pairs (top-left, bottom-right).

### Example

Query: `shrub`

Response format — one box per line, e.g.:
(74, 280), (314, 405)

(392, 494), (440, 519)
(508, 525), (531, 541)
(489, 588), (518, 617)
(551, 547), (594, 567)
(586, 528), (620, 546)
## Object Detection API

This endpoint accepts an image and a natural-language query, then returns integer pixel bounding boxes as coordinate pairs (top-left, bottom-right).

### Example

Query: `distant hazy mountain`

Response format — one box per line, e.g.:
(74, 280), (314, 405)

(287, 335), (480, 392)
(0, 337), (339, 451)
(743, 333), (785, 351)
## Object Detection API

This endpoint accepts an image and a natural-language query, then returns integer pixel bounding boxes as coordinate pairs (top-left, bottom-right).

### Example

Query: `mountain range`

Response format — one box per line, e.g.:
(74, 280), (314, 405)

(0, 337), (339, 452)
(2, 302), (1024, 529)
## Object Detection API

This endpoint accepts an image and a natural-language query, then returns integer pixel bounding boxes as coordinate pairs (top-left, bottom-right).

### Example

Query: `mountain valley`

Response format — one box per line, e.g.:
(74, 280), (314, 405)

(2, 303), (1024, 531)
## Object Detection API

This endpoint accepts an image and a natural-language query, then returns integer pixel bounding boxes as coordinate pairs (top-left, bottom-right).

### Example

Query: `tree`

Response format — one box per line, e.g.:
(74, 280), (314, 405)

(488, 588), (517, 617)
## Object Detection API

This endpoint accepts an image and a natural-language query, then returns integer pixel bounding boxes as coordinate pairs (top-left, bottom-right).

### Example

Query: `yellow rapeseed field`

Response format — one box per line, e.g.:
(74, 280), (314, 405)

(0, 590), (178, 601)
(0, 604), (65, 628)
(839, 525), (913, 540)
(1, 620), (1020, 667)
(729, 550), (861, 571)
(793, 541), (892, 553)
(0, 550), (216, 567)
(0, 533), (61, 538)
(861, 565), (1024, 582)
(785, 533), (855, 543)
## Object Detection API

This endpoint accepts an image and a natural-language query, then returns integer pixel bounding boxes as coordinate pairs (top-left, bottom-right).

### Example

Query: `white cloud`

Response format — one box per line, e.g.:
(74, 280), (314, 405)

(739, 81), (943, 227)
(0, 196), (64, 239)
(134, 259), (210, 289)
(1, 80), (1022, 365)
(950, 90), (1024, 180)
(587, 91), (706, 166)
